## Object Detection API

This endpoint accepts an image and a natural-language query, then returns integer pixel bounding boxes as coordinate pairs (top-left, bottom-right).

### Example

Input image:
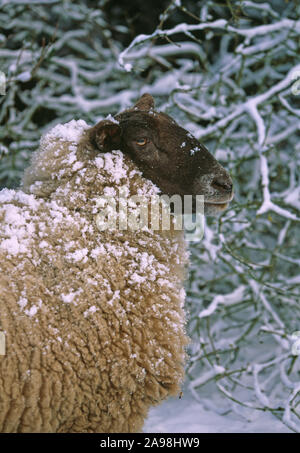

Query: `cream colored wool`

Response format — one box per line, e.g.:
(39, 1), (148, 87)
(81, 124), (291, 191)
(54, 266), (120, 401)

(0, 120), (189, 433)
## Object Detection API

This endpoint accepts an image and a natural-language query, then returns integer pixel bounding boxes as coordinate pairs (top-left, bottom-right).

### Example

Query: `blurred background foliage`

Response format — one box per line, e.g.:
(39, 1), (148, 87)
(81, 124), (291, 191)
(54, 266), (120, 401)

(0, 0), (300, 431)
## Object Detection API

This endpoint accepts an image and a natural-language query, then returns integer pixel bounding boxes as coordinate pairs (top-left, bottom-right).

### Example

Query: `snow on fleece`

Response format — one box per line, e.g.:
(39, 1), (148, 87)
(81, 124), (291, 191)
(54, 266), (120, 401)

(0, 119), (189, 433)
(0, 119), (188, 316)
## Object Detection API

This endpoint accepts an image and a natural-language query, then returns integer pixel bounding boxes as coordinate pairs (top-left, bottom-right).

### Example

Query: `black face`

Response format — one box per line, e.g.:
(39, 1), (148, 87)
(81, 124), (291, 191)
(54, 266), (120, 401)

(89, 94), (233, 215)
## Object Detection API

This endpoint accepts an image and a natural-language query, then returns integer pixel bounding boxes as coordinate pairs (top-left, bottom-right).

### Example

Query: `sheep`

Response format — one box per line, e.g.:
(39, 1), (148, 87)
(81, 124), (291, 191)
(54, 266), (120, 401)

(0, 94), (233, 433)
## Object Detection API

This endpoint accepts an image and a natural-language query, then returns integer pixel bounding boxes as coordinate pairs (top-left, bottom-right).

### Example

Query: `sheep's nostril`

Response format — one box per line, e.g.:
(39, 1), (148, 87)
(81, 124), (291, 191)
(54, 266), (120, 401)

(212, 177), (233, 193)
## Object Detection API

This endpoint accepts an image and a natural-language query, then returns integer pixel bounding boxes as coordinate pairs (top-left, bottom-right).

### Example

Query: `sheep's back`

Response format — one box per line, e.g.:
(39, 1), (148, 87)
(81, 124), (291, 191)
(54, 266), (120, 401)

(0, 121), (189, 432)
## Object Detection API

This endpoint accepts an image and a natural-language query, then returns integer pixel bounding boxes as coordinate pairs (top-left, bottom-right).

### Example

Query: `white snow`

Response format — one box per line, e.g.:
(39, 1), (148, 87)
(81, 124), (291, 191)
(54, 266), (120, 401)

(18, 297), (28, 310)
(144, 388), (291, 433)
(16, 70), (31, 82)
(66, 248), (88, 263)
(61, 292), (76, 304)
(190, 146), (201, 156)
(25, 305), (39, 317)
(83, 305), (98, 317)
(105, 114), (119, 124)
(43, 119), (90, 144)
(198, 285), (246, 318)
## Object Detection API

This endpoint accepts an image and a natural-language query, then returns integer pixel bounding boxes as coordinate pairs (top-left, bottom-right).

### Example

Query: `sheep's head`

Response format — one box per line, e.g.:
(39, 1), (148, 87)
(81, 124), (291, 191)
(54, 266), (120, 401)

(89, 94), (233, 215)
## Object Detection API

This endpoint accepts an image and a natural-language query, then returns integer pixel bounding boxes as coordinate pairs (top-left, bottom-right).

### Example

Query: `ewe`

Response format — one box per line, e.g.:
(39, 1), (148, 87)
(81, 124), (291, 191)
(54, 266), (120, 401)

(0, 94), (233, 432)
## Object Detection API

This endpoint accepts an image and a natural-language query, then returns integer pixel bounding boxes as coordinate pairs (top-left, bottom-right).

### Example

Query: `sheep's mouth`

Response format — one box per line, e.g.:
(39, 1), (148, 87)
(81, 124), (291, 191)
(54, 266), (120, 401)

(204, 192), (234, 213)
(204, 201), (229, 210)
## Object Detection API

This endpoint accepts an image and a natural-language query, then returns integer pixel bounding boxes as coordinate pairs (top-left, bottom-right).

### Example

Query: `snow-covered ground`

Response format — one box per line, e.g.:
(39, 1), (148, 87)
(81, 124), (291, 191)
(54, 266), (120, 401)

(144, 388), (291, 433)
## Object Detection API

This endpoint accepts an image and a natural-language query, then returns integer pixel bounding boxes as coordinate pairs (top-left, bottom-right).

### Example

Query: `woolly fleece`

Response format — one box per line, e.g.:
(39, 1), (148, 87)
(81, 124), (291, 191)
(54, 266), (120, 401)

(0, 120), (189, 433)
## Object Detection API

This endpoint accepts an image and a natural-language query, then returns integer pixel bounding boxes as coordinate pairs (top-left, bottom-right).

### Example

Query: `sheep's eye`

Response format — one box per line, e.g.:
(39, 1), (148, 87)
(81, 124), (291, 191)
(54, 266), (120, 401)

(136, 138), (147, 146)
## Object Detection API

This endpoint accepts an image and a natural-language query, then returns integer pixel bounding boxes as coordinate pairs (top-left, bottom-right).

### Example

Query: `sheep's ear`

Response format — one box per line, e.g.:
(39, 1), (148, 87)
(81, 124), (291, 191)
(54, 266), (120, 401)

(90, 119), (121, 152)
(133, 93), (155, 111)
